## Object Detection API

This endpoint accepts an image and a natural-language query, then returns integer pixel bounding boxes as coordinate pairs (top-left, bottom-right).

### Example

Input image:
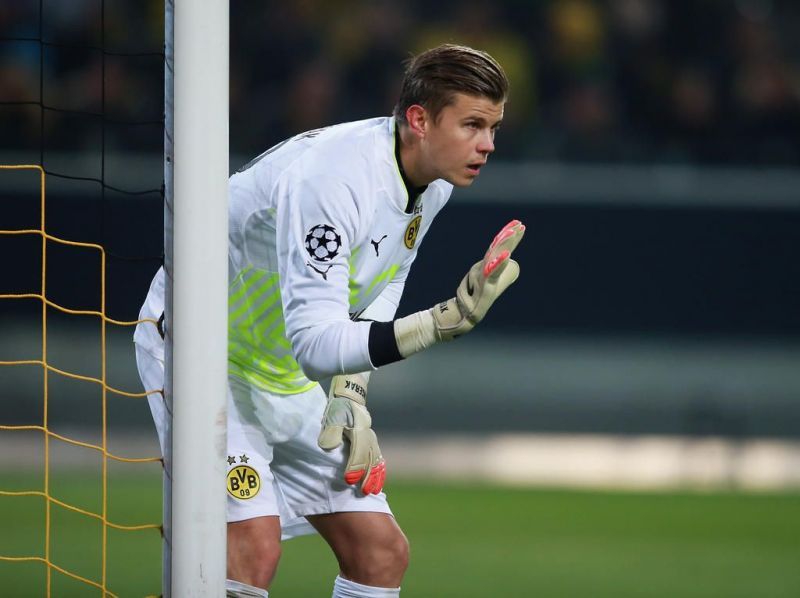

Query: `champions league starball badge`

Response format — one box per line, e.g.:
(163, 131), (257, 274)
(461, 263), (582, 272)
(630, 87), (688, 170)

(305, 224), (342, 262)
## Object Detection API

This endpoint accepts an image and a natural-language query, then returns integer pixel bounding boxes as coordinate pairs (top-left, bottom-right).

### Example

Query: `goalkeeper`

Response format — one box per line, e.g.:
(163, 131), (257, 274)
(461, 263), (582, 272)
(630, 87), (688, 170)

(134, 44), (523, 598)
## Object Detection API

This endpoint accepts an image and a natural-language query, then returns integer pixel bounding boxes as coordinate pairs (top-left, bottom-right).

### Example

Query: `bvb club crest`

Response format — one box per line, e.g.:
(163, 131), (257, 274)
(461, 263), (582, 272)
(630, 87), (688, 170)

(404, 215), (422, 249)
(226, 461), (261, 500)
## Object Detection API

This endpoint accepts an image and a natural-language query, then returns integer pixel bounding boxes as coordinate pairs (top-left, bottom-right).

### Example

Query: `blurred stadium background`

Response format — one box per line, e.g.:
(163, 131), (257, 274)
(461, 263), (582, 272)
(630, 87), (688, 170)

(1, 0), (799, 596)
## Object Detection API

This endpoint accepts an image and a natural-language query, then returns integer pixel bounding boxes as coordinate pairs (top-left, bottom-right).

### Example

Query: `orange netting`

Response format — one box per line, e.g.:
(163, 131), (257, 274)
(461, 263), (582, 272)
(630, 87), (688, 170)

(0, 164), (163, 597)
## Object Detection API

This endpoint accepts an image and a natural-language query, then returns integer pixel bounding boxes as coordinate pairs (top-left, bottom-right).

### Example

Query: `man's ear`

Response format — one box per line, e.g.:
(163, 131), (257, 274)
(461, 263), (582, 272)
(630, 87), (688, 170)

(405, 104), (428, 139)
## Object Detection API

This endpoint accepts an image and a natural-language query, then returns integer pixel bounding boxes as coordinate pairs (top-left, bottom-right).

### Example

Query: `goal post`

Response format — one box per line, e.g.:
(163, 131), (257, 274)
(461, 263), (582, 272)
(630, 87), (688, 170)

(166, 0), (229, 595)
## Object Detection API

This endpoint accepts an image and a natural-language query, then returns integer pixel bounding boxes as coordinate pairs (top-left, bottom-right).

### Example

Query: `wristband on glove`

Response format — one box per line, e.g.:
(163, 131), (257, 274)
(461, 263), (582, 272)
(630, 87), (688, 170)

(393, 219), (525, 357)
(317, 372), (386, 495)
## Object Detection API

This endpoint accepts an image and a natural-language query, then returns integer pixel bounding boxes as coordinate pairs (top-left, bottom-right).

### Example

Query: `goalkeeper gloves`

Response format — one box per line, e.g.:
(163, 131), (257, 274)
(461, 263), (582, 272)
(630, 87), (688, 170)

(317, 372), (386, 495)
(317, 220), (523, 492)
(394, 219), (525, 356)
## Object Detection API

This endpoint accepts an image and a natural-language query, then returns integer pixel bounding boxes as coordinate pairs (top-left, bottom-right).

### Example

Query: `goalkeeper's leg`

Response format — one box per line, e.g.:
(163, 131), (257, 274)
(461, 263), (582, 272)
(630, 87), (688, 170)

(227, 516), (281, 595)
(307, 512), (408, 596)
(136, 342), (280, 596)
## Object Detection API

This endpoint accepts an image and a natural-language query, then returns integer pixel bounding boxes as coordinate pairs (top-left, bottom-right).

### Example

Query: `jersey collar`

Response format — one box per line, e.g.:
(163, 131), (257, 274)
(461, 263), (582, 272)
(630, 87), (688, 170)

(386, 116), (427, 214)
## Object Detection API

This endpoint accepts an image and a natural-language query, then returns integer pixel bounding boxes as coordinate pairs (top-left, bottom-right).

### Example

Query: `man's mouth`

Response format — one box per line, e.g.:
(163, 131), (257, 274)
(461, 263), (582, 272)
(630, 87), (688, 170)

(466, 162), (485, 175)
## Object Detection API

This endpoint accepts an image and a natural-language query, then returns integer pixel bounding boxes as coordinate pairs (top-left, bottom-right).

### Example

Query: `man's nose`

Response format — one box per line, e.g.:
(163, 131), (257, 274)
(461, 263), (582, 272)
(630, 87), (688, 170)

(477, 130), (495, 154)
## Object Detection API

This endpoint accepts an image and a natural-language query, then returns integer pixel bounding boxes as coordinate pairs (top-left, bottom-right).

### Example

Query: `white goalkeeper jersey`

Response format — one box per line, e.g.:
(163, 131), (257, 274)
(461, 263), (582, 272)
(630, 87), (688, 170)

(135, 116), (452, 394)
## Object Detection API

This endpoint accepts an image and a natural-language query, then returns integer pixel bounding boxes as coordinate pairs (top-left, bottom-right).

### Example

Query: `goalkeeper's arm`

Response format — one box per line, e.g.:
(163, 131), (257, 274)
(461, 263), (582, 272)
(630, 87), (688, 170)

(317, 219), (523, 496)
(368, 219), (525, 365)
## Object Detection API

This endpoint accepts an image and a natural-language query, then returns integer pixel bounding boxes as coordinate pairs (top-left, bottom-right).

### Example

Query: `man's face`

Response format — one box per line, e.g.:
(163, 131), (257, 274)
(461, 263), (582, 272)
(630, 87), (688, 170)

(422, 93), (504, 187)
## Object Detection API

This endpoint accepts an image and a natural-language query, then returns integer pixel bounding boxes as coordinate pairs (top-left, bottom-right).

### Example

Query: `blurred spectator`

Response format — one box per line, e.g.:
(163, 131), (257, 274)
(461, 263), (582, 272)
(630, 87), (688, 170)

(411, 1), (537, 156)
(530, 0), (627, 160)
(1, 0), (799, 165)
(328, 0), (411, 120)
(729, 10), (800, 163)
(282, 59), (342, 138)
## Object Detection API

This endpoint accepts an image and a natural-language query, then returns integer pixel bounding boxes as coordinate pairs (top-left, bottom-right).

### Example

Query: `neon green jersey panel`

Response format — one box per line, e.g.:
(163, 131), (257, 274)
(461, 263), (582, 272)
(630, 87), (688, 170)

(228, 262), (404, 394)
(228, 266), (317, 394)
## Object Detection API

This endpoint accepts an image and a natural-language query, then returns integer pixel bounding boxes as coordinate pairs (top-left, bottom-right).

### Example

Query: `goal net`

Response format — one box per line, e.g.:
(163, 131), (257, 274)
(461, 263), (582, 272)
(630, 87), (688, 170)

(0, 2), (228, 595)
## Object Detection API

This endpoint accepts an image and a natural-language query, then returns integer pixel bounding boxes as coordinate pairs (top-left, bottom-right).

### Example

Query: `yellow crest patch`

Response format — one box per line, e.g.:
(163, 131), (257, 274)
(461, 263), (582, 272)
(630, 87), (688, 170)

(404, 215), (422, 249)
(226, 465), (261, 500)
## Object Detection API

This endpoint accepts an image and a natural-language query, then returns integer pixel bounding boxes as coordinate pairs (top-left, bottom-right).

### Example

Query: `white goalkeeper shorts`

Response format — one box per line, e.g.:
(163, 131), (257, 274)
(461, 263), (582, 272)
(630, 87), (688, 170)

(134, 340), (392, 540)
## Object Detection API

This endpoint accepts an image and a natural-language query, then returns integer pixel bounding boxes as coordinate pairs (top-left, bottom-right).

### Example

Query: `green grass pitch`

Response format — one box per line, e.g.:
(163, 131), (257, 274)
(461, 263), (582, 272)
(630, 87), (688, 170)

(1, 472), (799, 597)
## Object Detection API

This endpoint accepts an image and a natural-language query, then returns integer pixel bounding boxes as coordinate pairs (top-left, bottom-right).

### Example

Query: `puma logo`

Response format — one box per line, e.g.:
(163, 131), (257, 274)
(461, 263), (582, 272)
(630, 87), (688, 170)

(307, 262), (333, 280)
(371, 235), (388, 256)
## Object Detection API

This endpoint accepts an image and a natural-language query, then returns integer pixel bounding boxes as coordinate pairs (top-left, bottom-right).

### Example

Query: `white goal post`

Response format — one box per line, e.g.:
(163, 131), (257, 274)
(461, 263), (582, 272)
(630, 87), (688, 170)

(164, 0), (229, 595)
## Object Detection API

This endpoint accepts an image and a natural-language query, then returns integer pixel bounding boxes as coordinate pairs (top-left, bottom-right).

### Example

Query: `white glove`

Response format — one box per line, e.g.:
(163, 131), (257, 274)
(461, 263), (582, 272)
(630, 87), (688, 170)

(317, 372), (386, 495)
(394, 219), (525, 355)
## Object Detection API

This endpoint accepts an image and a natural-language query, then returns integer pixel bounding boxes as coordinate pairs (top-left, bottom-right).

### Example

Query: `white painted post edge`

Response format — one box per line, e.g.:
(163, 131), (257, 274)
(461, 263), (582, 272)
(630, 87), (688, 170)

(171, 0), (229, 595)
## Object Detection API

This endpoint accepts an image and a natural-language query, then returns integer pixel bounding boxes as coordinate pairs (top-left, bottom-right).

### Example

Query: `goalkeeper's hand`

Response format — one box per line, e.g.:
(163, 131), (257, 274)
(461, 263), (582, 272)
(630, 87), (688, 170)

(434, 218), (525, 340)
(394, 219), (525, 355)
(317, 372), (386, 495)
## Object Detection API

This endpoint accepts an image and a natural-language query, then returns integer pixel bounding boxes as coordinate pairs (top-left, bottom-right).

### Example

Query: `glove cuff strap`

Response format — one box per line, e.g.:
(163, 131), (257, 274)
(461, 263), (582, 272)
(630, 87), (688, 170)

(393, 308), (438, 358)
(331, 373), (368, 405)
